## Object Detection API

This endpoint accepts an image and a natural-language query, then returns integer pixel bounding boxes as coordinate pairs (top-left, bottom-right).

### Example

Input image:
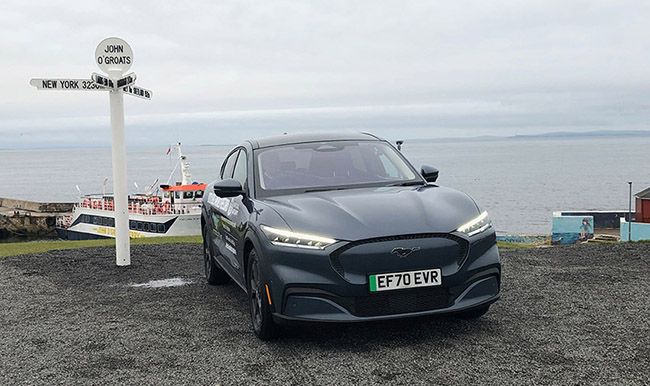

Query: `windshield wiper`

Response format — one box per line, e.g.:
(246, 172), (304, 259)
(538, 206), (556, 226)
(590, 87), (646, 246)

(306, 181), (424, 192)
(389, 180), (426, 187)
(304, 187), (352, 193)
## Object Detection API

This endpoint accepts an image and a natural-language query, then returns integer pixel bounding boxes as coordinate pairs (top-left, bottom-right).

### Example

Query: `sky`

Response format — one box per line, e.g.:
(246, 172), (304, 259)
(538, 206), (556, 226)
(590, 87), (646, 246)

(1, 0), (650, 148)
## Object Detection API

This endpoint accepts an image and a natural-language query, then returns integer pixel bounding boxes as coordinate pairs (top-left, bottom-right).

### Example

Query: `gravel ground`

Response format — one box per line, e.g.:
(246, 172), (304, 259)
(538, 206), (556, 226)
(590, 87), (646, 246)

(1, 242), (648, 385)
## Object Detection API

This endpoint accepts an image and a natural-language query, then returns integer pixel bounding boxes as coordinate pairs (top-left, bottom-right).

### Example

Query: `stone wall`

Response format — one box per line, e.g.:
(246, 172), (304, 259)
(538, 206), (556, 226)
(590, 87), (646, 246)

(0, 197), (74, 213)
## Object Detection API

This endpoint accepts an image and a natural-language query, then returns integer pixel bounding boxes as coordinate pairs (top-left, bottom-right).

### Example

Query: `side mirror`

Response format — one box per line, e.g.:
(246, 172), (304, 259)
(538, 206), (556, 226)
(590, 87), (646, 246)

(420, 165), (439, 183)
(213, 179), (245, 197)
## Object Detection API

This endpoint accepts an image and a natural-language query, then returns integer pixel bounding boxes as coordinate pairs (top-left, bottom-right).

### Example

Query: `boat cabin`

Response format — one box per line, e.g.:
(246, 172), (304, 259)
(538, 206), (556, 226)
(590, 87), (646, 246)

(161, 182), (207, 205)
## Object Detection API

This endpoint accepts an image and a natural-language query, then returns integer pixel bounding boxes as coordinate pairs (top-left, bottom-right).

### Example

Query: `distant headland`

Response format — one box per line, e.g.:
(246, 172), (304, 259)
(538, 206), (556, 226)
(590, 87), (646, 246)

(412, 129), (650, 143)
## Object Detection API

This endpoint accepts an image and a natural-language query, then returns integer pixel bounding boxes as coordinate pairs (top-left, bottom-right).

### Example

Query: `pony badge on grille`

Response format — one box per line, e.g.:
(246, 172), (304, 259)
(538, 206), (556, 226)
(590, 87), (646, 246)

(391, 247), (421, 258)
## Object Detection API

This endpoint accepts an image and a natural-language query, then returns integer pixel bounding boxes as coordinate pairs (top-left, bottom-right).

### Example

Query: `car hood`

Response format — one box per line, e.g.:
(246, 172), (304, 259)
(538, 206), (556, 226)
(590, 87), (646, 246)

(261, 185), (480, 241)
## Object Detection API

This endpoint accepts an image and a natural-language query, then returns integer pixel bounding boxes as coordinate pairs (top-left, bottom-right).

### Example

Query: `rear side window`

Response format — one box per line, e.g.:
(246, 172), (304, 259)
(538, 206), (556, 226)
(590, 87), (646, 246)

(221, 150), (239, 179)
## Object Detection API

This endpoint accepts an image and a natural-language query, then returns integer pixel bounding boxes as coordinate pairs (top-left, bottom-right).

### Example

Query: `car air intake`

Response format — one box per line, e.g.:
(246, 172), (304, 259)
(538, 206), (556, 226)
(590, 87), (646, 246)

(334, 286), (451, 317)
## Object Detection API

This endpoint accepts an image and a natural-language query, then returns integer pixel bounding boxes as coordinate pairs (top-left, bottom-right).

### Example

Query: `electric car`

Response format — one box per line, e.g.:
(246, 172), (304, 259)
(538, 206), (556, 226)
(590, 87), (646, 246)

(201, 132), (500, 339)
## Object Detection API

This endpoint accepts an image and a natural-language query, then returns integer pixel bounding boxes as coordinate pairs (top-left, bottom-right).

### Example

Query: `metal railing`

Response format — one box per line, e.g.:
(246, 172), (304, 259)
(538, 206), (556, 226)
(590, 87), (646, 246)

(77, 198), (201, 216)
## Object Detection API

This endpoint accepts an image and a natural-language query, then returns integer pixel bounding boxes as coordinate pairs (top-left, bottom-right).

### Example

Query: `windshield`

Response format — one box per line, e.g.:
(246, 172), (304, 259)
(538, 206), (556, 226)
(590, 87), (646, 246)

(255, 140), (420, 196)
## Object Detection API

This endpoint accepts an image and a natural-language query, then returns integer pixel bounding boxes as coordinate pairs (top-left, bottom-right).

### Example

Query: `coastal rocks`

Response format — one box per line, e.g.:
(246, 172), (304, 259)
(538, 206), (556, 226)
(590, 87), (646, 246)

(0, 211), (56, 238)
(0, 197), (73, 239)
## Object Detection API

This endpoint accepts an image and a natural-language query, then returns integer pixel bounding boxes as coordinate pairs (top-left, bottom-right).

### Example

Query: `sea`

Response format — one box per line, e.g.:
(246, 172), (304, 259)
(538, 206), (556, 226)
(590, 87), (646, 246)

(1, 137), (647, 235)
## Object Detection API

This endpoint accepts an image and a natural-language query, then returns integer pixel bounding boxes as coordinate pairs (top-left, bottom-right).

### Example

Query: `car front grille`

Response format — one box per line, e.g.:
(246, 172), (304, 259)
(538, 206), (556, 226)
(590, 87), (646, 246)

(329, 233), (469, 279)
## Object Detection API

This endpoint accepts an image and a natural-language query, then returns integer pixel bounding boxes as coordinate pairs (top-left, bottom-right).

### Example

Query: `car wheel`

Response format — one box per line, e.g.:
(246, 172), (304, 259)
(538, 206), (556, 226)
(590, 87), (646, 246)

(456, 305), (490, 319)
(203, 227), (230, 285)
(247, 249), (280, 340)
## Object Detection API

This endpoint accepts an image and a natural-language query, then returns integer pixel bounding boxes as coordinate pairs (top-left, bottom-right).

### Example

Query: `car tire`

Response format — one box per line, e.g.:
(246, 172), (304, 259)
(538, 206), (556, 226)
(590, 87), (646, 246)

(203, 227), (230, 285)
(247, 249), (280, 340)
(456, 305), (490, 319)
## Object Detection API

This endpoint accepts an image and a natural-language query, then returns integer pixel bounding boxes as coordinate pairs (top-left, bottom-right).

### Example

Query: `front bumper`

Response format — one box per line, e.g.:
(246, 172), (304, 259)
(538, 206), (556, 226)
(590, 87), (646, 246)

(259, 230), (501, 323)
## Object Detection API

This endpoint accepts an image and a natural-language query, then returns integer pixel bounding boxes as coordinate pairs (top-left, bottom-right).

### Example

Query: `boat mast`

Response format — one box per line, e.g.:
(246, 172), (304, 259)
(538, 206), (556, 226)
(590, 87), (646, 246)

(177, 142), (192, 185)
(165, 142), (193, 186)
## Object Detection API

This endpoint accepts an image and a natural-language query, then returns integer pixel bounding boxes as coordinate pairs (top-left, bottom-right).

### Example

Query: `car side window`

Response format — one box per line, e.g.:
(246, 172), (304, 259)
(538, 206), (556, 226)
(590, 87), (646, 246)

(232, 150), (248, 188)
(221, 150), (239, 179)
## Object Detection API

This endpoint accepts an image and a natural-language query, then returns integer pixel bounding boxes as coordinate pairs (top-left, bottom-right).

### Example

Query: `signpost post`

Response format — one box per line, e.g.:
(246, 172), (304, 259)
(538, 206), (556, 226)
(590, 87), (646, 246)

(30, 37), (152, 266)
(95, 37), (133, 267)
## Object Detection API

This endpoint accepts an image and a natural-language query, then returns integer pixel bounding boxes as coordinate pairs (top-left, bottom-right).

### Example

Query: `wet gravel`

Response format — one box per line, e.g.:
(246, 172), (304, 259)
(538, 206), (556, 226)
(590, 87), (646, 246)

(1, 242), (648, 385)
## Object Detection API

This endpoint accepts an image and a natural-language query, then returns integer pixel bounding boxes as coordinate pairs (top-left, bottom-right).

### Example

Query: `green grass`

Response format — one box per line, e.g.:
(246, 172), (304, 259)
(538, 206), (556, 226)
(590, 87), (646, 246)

(496, 241), (540, 250)
(0, 235), (202, 258)
(1, 236), (540, 258)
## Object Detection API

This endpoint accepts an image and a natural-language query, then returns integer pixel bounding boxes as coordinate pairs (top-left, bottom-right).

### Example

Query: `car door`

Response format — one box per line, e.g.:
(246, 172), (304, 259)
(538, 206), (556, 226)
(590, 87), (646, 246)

(228, 149), (251, 275)
(211, 148), (251, 284)
(208, 149), (241, 281)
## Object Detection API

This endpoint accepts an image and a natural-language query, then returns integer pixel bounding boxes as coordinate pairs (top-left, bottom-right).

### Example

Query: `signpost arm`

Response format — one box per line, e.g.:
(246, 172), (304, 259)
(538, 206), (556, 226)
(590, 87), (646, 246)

(109, 88), (130, 265)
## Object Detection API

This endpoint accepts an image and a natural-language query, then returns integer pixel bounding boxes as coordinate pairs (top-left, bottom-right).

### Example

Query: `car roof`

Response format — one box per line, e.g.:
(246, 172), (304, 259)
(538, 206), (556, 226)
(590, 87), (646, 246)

(246, 132), (383, 149)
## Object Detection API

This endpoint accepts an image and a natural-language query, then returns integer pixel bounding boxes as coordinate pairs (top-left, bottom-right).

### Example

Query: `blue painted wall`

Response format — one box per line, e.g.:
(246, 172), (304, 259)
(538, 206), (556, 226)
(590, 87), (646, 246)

(552, 215), (594, 245)
(620, 220), (650, 241)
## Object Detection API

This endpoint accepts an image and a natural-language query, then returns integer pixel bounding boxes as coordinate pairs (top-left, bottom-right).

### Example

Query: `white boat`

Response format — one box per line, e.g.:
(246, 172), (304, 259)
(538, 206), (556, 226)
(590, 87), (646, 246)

(56, 144), (206, 240)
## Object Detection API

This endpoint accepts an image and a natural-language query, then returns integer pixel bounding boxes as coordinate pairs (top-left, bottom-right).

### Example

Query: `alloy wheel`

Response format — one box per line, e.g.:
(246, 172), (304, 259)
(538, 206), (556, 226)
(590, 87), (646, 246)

(249, 259), (263, 330)
(203, 238), (212, 279)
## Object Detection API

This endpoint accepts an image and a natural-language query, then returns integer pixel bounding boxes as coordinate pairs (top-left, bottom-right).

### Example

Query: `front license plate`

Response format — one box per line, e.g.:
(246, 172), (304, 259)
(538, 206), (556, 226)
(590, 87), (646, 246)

(369, 268), (442, 292)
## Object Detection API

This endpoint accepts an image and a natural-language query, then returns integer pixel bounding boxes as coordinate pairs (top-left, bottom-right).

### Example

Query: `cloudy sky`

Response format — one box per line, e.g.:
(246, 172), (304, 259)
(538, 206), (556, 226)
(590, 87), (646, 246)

(2, 0), (650, 148)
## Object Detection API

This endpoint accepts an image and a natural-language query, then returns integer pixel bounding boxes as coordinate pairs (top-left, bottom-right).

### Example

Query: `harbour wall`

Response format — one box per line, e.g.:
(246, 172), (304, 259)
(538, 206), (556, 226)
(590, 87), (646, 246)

(0, 197), (74, 213)
(0, 197), (74, 239)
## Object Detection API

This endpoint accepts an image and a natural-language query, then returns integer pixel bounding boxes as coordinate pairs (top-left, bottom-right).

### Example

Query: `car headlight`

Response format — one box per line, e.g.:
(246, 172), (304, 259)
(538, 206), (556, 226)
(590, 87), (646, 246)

(456, 211), (491, 236)
(260, 225), (337, 250)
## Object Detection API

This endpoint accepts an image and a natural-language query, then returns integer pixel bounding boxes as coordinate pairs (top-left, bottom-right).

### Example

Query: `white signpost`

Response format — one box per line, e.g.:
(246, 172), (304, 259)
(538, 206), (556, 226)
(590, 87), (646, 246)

(30, 37), (152, 267)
